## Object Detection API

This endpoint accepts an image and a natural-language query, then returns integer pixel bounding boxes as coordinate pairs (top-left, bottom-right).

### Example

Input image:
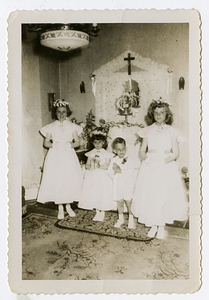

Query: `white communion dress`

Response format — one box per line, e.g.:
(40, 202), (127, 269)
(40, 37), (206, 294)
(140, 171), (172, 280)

(131, 123), (188, 227)
(78, 148), (116, 211)
(37, 120), (83, 205)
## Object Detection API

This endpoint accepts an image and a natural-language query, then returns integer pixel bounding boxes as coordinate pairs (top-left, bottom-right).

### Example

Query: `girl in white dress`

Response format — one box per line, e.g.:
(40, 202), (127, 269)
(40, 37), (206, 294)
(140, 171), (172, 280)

(132, 98), (188, 239)
(107, 138), (136, 229)
(78, 128), (115, 222)
(37, 99), (83, 220)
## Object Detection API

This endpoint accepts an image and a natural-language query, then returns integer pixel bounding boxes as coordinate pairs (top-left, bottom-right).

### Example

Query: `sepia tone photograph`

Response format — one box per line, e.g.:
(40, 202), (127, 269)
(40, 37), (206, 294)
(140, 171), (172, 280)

(8, 9), (201, 294)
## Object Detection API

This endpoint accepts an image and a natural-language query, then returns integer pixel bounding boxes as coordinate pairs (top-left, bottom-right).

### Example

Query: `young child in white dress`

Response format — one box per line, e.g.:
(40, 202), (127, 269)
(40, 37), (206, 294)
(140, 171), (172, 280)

(107, 137), (136, 229)
(37, 99), (83, 220)
(78, 128), (115, 221)
(132, 98), (188, 239)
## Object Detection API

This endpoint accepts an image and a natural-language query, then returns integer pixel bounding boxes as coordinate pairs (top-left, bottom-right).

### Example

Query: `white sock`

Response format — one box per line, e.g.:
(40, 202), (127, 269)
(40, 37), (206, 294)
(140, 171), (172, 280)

(128, 215), (135, 229)
(148, 225), (157, 238)
(93, 210), (101, 221)
(66, 204), (75, 217)
(156, 226), (165, 239)
(119, 214), (124, 221)
(114, 214), (124, 228)
(58, 204), (64, 220)
(97, 211), (105, 222)
(128, 214), (133, 221)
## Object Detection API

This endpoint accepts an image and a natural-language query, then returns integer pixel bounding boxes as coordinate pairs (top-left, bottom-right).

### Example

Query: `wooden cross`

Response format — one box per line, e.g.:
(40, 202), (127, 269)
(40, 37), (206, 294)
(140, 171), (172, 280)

(124, 53), (135, 75)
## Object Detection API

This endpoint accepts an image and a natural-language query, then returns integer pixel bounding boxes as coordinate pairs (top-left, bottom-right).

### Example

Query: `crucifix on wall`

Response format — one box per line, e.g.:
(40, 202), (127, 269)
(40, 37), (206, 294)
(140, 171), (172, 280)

(124, 53), (135, 75)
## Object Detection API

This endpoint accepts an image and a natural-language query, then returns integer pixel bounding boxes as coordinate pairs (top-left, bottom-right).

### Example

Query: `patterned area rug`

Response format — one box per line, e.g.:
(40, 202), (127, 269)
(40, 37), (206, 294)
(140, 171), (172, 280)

(22, 213), (189, 280)
(55, 209), (152, 241)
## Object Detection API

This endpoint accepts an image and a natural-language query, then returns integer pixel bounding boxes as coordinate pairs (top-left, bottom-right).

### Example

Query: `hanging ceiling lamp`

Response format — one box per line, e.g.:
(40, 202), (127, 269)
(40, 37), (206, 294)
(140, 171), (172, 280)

(40, 24), (90, 52)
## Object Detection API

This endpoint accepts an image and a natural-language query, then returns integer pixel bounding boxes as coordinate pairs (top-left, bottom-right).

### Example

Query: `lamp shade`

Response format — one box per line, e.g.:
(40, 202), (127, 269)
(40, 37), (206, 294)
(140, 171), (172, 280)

(40, 30), (89, 51)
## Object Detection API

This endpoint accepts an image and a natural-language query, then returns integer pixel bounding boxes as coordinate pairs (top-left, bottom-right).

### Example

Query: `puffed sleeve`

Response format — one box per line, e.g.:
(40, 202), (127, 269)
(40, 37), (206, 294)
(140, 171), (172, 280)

(40, 122), (54, 137)
(71, 123), (83, 136)
(136, 126), (149, 138)
(168, 126), (185, 143)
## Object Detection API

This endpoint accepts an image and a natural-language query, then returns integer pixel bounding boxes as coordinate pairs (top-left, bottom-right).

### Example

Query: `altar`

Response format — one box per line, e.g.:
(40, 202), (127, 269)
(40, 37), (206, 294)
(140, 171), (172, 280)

(91, 50), (172, 126)
(89, 50), (170, 157)
(90, 51), (170, 163)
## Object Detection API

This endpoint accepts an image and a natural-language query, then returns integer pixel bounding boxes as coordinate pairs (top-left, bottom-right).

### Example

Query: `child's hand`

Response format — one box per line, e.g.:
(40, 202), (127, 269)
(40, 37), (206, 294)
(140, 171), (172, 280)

(113, 163), (122, 174)
(85, 164), (91, 170)
(99, 163), (108, 170)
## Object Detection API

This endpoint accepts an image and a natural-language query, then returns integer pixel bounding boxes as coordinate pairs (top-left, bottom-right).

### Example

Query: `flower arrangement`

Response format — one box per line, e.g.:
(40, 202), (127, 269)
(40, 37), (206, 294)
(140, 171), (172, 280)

(115, 89), (140, 115)
(73, 111), (144, 151)
(82, 109), (97, 138)
(91, 155), (101, 169)
(98, 118), (144, 130)
(71, 110), (96, 150)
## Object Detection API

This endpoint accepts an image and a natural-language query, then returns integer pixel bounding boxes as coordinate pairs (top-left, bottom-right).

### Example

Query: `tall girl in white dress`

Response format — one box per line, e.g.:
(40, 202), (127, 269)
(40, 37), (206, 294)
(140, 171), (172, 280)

(132, 98), (188, 239)
(37, 99), (83, 220)
(78, 128), (115, 222)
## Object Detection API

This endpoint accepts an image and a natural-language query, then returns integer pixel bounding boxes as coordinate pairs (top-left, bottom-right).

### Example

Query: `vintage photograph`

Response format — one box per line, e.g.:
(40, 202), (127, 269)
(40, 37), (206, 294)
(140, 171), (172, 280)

(8, 10), (201, 294)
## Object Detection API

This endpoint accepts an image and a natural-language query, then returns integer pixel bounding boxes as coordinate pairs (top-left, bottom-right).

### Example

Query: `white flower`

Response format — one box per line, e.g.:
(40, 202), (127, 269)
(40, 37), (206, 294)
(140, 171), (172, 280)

(152, 97), (171, 106)
(53, 99), (70, 107)
(89, 130), (107, 137)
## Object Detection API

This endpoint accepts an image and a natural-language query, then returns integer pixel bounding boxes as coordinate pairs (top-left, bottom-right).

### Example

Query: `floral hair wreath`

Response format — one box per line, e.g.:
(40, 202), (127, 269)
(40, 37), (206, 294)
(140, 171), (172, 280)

(53, 99), (70, 107)
(90, 129), (107, 138)
(151, 97), (171, 106)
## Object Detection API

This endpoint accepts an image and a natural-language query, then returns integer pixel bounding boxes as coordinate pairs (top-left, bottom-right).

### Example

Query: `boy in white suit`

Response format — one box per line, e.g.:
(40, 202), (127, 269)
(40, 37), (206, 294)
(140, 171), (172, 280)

(107, 137), (137, 229)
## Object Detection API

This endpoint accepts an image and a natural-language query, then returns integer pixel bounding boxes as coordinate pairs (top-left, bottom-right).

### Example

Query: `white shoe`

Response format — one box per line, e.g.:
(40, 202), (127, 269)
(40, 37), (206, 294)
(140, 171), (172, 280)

(93, 211), (101, 221)
(128, 216), (135, 229)
(97, 211), (105, 222)
(58, 207), (64, 220)
(156, 227), (165, 239)
(148, 226), (157, 238)
(66, 204), (76, 217)
(114, 218), (124, 228)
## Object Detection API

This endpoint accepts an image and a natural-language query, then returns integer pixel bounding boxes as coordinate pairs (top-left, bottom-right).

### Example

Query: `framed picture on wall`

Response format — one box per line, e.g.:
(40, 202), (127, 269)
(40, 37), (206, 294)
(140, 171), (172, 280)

(48, 93), (55, 111)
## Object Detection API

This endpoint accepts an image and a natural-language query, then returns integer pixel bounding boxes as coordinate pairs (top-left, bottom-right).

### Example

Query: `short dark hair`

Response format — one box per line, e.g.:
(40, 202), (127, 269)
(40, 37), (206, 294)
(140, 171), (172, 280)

(112, 137), (126, 149)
